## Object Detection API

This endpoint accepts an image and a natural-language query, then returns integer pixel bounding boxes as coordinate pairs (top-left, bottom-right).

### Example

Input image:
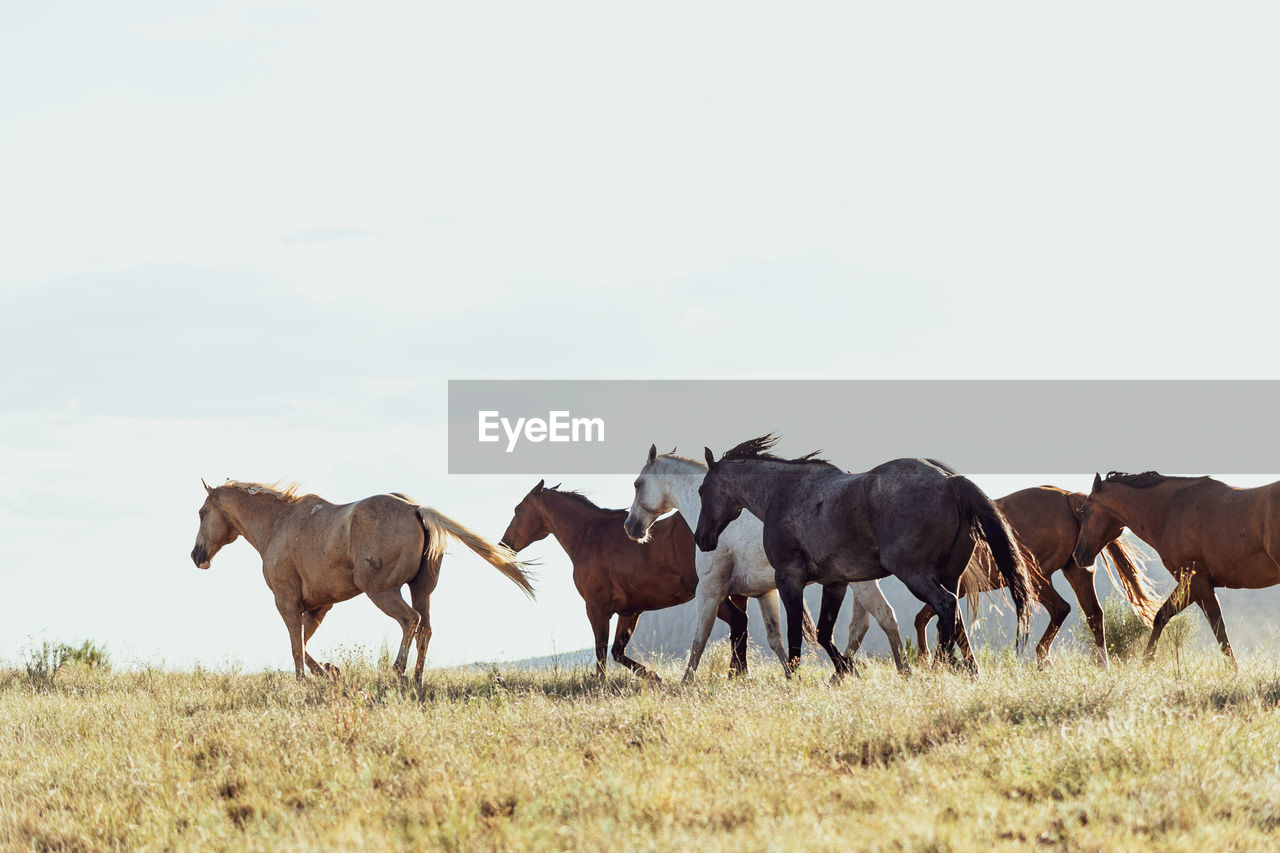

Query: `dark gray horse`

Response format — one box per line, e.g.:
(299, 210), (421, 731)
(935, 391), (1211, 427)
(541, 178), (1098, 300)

(692, 436), (1033, 676)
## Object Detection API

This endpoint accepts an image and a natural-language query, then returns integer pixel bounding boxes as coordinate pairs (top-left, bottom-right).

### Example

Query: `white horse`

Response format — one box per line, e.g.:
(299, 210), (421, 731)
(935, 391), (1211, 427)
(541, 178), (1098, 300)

(624, 446), (906, 680)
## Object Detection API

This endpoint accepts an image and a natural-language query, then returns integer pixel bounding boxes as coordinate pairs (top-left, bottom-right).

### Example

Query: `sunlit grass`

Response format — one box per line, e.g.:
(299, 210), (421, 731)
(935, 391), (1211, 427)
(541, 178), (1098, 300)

(1, 643), (1277, 851)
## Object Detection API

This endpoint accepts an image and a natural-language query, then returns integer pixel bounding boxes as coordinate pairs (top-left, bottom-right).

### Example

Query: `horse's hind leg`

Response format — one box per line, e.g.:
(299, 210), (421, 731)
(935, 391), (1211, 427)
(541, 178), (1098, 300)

(409, 573), (438, 683)
(1145, 571), (1196, 663)
(1190, 572), (1236, 666)
(611, 612), (657, 680)
(817, 583), (855, 680)
(856, 583), (907, 674)
(899, 575), (974, 675)
(845, 596), (870, 658)
(720, 596), (750, 677)
(1034, 576), (1071, 669)
(1062, 564), (1107, 667)
(365, 588), (421, 677)
(302, 605), (336, 676)
(913, 605), (935, 665)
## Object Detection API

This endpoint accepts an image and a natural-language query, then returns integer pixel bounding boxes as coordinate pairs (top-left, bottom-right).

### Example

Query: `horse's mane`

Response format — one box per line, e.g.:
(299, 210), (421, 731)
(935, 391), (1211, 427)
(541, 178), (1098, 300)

(655, 451), (708, 471)
(1103, 471), (1204, 489)
(223, 480), (305, 502)
(720, 434), (829, 466)
(542, 485), (623, 515)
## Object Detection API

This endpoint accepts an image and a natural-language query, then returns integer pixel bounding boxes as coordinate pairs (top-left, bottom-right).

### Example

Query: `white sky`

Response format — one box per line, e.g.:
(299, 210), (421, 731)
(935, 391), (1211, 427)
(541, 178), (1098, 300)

(3, 3), (1279, 670)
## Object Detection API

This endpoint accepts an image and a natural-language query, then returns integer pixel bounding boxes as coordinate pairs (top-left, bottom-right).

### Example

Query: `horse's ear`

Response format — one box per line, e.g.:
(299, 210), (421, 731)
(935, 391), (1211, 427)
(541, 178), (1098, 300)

(534, 479), (545, 493)
(1093, 472), (1102, 491)
(202, 478), (212, 494)
(704, 447), (715, 466)
(647, 444), (657, 464)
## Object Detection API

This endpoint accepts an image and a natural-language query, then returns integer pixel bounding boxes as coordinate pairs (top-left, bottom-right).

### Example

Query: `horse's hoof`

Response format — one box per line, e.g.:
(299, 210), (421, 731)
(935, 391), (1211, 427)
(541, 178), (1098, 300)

(322, 663), (341, 678)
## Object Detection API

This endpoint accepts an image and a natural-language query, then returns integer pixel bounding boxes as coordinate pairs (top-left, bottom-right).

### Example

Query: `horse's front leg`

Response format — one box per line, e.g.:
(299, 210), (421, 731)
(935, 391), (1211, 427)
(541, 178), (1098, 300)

(273, 592), (307, 679)
(683, 554), (733, 681)
(772, 562), (808, 676)
(302, 605), (337, 676)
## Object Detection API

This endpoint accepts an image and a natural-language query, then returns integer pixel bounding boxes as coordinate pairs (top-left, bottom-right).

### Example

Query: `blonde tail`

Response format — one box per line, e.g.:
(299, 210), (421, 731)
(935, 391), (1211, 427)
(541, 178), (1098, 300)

(417, 507), (536, 598)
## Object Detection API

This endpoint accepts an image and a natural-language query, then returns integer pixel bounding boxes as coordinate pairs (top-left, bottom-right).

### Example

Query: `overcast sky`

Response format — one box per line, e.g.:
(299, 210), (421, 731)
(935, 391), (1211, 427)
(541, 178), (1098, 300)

(3, 3), (1279, 670)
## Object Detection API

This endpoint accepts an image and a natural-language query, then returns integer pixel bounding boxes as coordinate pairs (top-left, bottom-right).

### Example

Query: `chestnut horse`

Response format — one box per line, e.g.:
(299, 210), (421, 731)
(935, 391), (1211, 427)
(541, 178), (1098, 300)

(1074, 471), (1280, 663)
(499, 480), (775, 679)
(849, 485), (1159, 667)
(191, 480), (534, 682)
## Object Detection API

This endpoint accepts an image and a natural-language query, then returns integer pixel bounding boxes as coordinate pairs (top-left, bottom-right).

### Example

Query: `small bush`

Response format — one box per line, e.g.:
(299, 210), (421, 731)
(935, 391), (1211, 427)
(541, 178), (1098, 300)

(1073, 594), (1196, 661)
(22, 639), (111, 686)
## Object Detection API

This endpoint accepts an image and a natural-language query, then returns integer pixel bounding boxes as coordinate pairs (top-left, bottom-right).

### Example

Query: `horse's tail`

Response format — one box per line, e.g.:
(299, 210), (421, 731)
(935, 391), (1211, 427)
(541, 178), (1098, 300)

(1099, 536), (1159, 626)
(957, 545), (991, 625)
(947, 476), (1035, 646)
(800, 600), (820, 650)
(416, 507), (536, 598)
(955, 537), (1036, 626)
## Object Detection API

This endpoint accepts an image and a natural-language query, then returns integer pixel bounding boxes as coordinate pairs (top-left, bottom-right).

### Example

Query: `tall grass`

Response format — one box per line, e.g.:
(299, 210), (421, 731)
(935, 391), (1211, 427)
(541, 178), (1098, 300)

(1, 642), (1275, 851)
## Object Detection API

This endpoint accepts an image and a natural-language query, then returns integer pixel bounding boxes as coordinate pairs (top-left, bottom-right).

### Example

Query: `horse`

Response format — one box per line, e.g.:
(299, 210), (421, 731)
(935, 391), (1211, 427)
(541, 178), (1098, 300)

(848, 485), (1159, 667)
(1073, 471), (1280, 663)
(624, 445), (905, 679)
(190, 479), (534, 682)
(693, 435), (1034, 677)
(499, 480), (753, 680)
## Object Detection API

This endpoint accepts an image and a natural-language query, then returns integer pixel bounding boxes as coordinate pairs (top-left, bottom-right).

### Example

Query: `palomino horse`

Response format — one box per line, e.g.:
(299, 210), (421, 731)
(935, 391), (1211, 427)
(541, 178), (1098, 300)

(848, 485), (1159, 667)
(500, 480), (762, 679)
(694, 436), (1034, 677)
(625, 445), (906, 679)
(190, 480), (534, 681)
(1074, 471), (1280, 663)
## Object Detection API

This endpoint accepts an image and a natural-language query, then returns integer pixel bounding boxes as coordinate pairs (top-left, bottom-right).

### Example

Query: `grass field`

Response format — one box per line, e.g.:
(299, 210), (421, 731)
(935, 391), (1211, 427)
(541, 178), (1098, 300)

(3, 641), (1280, 852)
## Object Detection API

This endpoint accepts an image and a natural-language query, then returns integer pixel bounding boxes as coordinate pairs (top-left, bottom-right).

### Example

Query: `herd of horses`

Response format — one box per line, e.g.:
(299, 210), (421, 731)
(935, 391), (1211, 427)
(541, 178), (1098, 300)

(190, 435), (1280, 683)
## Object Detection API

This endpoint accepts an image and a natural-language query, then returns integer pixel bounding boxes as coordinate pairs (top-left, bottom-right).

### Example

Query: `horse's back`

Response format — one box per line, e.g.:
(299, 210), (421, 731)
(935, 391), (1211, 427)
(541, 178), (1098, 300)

(996, 486), (1079, 572)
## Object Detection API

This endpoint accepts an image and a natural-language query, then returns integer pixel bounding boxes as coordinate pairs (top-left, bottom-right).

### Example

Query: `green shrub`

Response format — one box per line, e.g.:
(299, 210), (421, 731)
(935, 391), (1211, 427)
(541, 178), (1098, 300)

(22, 639), (110, 686)
(1073, 593), (1196, 661)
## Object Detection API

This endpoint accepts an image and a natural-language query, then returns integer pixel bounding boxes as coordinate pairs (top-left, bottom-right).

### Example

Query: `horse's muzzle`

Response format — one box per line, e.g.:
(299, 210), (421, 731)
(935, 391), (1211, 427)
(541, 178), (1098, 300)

(191, 546), (211, 569)
(622, 516), (648, 542)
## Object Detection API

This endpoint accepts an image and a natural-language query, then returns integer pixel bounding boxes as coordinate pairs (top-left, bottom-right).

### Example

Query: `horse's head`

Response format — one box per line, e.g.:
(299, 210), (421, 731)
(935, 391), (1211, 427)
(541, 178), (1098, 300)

(191, 479), (239, 569)
(1072, 473), (1127, 567)
(499, 480), (552, 553)
(693, 446), (745, 552)
(624, 444), (675, 542)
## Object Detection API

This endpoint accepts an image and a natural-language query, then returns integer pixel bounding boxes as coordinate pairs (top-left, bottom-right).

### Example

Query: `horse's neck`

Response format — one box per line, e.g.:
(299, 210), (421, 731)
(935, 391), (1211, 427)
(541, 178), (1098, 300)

(731, 461), (806, 521)
(223, 492), (292, 554)
(538, 494), (604, 557)
(1109, 483), (1181, 543)
(658, 460), (706, 527)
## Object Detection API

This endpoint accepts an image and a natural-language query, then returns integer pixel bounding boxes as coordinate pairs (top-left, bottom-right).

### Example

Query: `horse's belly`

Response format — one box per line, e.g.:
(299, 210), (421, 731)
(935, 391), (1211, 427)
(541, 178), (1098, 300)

(301, 577), (361, 607)
(1209, 552), (1280, 589)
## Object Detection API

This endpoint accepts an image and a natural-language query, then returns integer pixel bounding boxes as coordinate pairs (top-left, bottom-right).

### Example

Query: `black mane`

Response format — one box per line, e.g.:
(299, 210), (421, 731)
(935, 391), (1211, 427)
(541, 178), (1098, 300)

(720, 434), (829, 466)
(1103, 470), (1188, 489)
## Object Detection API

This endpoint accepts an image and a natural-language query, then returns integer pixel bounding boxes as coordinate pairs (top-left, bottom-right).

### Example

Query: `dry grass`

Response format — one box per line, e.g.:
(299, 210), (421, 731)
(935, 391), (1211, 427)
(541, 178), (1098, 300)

(2, 644), (1280, 852)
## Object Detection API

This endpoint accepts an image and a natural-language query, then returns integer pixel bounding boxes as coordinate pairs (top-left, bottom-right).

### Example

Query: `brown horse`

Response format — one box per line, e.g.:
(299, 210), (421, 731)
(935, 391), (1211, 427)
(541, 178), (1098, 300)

(190, 480), (534, 681)
(874, 486), (1159, 667)
(499, 480), (754, 679)
(1074, 471), (1280, 663)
